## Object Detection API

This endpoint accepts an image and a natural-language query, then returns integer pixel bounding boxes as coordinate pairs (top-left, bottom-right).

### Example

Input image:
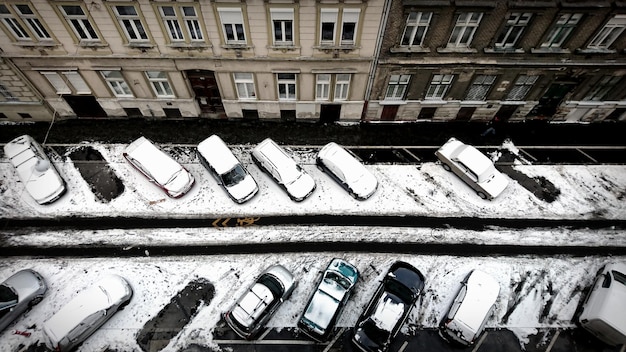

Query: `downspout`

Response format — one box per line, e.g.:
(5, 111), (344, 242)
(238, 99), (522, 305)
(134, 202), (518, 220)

(362, 0), (391, 121)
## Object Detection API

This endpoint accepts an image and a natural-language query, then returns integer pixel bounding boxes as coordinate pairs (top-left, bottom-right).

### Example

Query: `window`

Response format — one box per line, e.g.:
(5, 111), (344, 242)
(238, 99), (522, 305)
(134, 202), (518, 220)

(465, 75), (496, 101)
(114, 5), (148, 42)
(60, 5), (98, 41)
(584, 76), (622, 101)
(340, 9), (360, 45)
(506, 75), (538, 100)
(401, 12), (432, 47)
(277, 73), (296, 100)
(146, 71), (174, 98)
(101, 71), (133, 97)
(385, 74), (410, 100)
(448, 13), (483, 47)
(218, 8), (246, 44)
(588, 15), (626, 49)
(319, 8), (361, 46)
(15, 4), (50, 40)
(0, 4), (29, 40)
(271, 8), (293, 46)
(320, 9), (338, 45)
(159, 6), (203, 43)
(495, 13), (532, 49)
(234, 73), (256, 99)
(0, 83), (17, 101)
(316, 74), (351, 101)
(541, 13), (582, 48)
(426, 74), (454, 99)
(41, 72), (90, 95)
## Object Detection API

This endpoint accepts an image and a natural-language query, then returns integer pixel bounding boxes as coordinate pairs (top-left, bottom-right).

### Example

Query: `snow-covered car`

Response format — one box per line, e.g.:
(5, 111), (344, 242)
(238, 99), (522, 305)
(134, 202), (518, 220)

(3, 135), (66, 204)
(251, 138), (316, 202)
(435, 137), (508, 200)
(352, 261), (425, 352)
(197, 135), (258, 204)
(0, 269), (47, 332)
(42, 274), (133, 352)
(316, 142), (378, 200)
(298, 258), (359, 341)
(224, 264), (296, 339)
(578, 262), (626, 346)
(123, 136), (195, 198)
(439, 270), (500, 346)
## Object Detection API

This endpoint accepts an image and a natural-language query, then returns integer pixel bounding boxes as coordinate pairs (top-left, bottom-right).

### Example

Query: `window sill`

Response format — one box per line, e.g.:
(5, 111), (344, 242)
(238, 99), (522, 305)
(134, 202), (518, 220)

(379, 100), (407, 105)
(437, 47), (477, 54)
(315, 45), (359, 53)
(128, 42), (155, 49)
(79, 40), (108, 48)
(15, 41), (58, 49)
(269, 45), (300, 52)
(390, 46), (431, 53)
(484, 47), (525, 54)
(576, 48), (616, 54)
(168, 43), (212, 51)
(222, 43), (251, 50)
(530, 47), (571, 54)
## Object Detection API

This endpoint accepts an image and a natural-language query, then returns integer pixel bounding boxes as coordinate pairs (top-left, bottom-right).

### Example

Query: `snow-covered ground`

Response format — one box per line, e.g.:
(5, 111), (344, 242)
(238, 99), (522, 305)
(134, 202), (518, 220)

(0, 139), (625, 351)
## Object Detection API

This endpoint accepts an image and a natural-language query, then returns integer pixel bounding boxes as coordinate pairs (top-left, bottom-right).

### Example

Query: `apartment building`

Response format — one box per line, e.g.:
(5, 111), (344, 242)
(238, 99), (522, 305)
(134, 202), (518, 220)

(0, 0), (383, 121)
(365, 0), (626, 123)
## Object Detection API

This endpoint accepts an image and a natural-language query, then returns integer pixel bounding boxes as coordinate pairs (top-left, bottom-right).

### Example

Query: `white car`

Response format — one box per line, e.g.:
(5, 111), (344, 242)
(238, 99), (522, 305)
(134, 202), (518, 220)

(42, 275), (133, 352)
(251, 138), (316, 202)
(197, 135), (258, 204)
(3, 135), (66, 204)
(435, 137), (508, 199)
(123, 136), (195, 198)
(0, 269), (47, 332)
(316, 142), (378, 200)
(439, 270), (500, 346)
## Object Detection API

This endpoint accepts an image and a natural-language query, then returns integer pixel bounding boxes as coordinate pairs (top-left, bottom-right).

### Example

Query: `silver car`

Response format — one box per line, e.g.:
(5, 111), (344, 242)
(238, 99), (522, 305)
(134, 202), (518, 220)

(435, 137), (508, 200)
(439, 270), (500, 346)
(316, 142), (378, 200)
(0, 269), (47, 332)
(224, 264), (296, 339)
(124, 136), (195, 198)
(42, 274), (133, 352)
(298, 258), (359, 341)
(3, 135), (66, 204)
(251, 138), (316, 202)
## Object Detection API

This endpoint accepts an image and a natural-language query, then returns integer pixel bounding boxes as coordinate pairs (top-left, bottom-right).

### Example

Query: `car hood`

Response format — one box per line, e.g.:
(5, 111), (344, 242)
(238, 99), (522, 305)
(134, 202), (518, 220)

(477, 170), (509, 199)
(231, 283), (274, 328)
(348, 171), (378, 200)
(225, 175), (258, 203)
(19, 161), (65, 204)
(164, 169), (194, 197)
(303, 289), (341, 331)
(4, 270), (45, 302)
(285, 173), (316, 201)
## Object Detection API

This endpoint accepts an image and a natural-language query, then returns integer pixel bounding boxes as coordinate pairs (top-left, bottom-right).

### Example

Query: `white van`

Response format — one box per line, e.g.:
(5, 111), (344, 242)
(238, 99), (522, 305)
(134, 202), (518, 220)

(579, 262), (626, 346)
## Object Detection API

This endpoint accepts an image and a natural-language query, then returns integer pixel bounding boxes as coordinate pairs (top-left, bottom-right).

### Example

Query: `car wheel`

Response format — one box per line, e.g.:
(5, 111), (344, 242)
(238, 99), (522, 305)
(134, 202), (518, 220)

(442, 163), (452, 172)
(29, 295), (43, 307)
(477, 192), (487, 200)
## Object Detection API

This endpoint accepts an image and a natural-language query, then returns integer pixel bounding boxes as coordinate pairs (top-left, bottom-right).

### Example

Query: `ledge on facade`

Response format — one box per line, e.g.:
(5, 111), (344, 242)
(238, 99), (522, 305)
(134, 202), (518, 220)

(15, 41), (58, 49)
(168, 42), (212, 52)
(460, 100), (488, 106)
(221, 43), (251, 50)
(128, 42), (155, 50)
(484, 47), (525, 54)
(560, 0), (612, 8)
(500, 101), (527, 105)
(576, 48), (616, 54)
(268, 44), (300, 52)
(314, 45), (359, 54)
(509, 1), (557, 7)
(78, 40), (108, 49)
(390, 46), (430, 54)
(530, 47), (571, 54)
(379, 100), (407, 105)
(437, 47), (477, 54)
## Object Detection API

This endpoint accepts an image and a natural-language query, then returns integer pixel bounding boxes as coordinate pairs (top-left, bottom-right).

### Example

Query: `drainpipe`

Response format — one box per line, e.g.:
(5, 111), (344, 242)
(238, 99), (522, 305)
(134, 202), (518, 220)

(362, 0), (391, 121)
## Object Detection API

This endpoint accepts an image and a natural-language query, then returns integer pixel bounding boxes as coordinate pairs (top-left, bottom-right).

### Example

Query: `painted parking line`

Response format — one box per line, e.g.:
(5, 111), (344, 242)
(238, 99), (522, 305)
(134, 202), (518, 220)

(471, 331), (488, 352)
(544, 330), (560, 352)
(257, 327), (272, 341)
(323, 327), (345, 352)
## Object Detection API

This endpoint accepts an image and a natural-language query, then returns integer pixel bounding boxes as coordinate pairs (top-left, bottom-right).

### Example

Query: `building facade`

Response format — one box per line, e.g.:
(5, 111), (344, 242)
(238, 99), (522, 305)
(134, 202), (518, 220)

(364, 0), (626, 123)
(0, 0), (624, 123)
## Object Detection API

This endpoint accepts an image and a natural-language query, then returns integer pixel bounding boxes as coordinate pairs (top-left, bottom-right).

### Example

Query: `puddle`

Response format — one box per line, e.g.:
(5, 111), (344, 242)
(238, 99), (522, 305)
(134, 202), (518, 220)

(67, 146), (124, 202)
(497, 150), (561, 203)
(136, 278), (215, 352)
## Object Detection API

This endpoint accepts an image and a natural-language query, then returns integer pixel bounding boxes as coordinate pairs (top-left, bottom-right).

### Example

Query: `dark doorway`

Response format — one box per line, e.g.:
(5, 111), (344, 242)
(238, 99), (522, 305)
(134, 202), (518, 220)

(496, 105), (519, 121)
(418, 107), (437, 119)
(280, 109), (296, 122)
(605, 108), (626, 121)
(455, 107), (476, 121)
(320, 104), (341, 123)
(242, 109), (259, 120)
(381, 105), (399, 121)
(528, 82), (576, 118)
(186, 70), (225, 117)
(63, 95), (107, 118)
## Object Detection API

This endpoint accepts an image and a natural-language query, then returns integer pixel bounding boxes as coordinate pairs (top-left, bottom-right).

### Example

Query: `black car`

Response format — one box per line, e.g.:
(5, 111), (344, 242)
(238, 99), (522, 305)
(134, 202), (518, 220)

(352, 261), (425, 352)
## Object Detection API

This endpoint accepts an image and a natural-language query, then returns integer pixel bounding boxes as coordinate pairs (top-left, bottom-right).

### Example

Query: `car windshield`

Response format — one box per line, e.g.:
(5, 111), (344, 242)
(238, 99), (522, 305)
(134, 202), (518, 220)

(221, 165), (246, 187)
(164, 169), (183, 187)
(361, 318), (390, 346)
(326, 271), (351, 290)
(386, 279), (413, 303)
(0, 285), (18, 319)
(258, 274), (284, 299)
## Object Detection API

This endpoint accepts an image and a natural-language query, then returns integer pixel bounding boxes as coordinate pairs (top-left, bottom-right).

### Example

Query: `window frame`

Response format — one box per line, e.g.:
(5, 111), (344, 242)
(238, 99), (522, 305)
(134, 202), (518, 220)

(506, 75), (539, 101)
(583, 75), (622, 101)
(14, 4), (51, 40)
(218, 7), (246, 45)
(540, 13), (582, 48)
(401, 12), (432, 48)
(234, 72), (256, 100)
(41, 71), (91, 95)
(101, 70), (133, 98)
(145, 71), (175, 98)
(587, 14), (626, 50)
(385, 74), (411, 101)
(113, 5), (149, 43)
(340, 8), (360, 46)
(59, 4), (100, 42)
(277, 73), (297, 101)
(425, 74), (454, 100)
(270, 8), (294, 46)
(448, 12), (483, 48)
(495, 12), (532, 49)
(158, 5), (204, 44)
(465, 75), (496, 101)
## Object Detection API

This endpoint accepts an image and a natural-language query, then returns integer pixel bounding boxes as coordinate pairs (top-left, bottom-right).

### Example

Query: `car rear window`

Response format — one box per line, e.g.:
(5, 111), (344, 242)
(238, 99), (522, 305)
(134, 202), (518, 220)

(258, 274), (283, 298)
(613, 270), (626, 286)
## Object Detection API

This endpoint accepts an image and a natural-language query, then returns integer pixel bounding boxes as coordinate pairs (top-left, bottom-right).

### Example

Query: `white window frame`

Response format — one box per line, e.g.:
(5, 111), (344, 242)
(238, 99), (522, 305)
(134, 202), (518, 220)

(41, 71), (91, 95)
(340, 9), (360, 46)
(60, 5), (99, 41)
(425, 74), (454, 100)
(114, 5), (149, 42)
(316, 74), (331, 101)
(146, 71), (175, 98)
(465, 75), (496, 101)
(277, 73), (297, 101)
(101, 71), (133, 97)
(159, 5), (204, 43)
(160, 6), (184, 41)
(448, 12), (483, 47)
(506, 75), (538, 101)
(64, 71), (91, 94)
(584, 75), (622, 101)
(14, 4), (50, 40)
(270, 8), (294, 46)
(0, 4), (30, 40)
(334, 74), (351, 101)
(234, 73), (256, 100)
(320, 8), (338, 45)
(588, 15), (626, 49)
(385, 74), (411, 101)
(540, 13), (582, 48)
(495, 12), (532, 49)
(218, 8), (246, 45)
(401, 12), (432, 47)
